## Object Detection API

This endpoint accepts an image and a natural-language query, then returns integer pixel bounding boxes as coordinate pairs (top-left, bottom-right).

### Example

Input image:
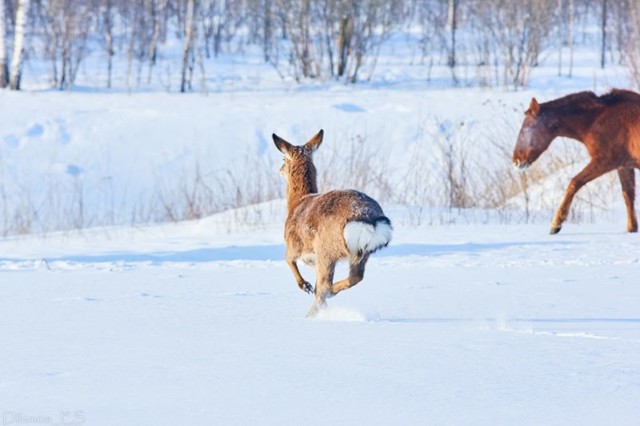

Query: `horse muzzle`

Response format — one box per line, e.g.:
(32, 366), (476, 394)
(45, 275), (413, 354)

(513, 159), (530, 171)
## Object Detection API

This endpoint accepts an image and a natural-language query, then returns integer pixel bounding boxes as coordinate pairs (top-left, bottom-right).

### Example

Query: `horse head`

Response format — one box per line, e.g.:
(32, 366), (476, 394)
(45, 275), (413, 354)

(512, 98), (556, 170)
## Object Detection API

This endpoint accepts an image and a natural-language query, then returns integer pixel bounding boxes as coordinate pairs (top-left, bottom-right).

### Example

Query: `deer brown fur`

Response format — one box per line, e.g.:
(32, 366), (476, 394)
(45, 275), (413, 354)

(273, 129), (392, 317)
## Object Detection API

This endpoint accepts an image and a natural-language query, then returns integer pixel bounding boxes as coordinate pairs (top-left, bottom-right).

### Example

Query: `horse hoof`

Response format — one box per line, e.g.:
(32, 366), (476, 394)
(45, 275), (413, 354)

(549, 226), (562, 235)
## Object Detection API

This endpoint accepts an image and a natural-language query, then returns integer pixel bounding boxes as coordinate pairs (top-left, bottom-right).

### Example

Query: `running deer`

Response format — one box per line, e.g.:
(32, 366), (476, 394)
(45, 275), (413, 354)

(273, 129), (392, 317)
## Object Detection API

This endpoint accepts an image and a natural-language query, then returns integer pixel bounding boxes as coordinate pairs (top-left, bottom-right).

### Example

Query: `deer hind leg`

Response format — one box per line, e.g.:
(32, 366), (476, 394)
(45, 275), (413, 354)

(617, 167), (638, 232)
(331, 253), (370, 296)
(306, 259), (336, 318)
(550, 161), (613, 234)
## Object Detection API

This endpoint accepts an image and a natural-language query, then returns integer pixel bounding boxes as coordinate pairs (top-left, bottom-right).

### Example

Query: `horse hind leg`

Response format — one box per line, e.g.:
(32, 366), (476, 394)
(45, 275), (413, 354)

(331, 253), (370, 296)
(617, 167), (638, 232)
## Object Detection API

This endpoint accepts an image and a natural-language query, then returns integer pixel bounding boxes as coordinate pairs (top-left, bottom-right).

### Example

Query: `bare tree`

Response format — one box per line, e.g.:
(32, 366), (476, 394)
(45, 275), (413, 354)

(0, 0), (634, 91)
(9, 0), (29, 90)
(285, 0), (317, 80)
(476, 0), (553, 89)
(336, 10), (352, 78)
(417, 0), (447, 82)
(125, 0), (157, 90)
(102, 0), (114, 88)
(262, 0), (274, 62)
(199, 0), (241, 59)
(0, 0), (8, 87)
(600, 0), (607, 68)
(557, 0), (563, 76)
(147, 0), (167, 83)
(43, 0), (94, 90)
(555, 0), (575, 77)
(568, 0), (574, 77)
(617, 0), (640, 88)
(180, 0), (195, 92)
(446, 0), (458, 78)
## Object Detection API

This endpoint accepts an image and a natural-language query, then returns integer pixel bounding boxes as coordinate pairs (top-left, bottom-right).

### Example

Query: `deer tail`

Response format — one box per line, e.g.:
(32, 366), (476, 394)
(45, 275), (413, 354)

(343, 217), (392, 256)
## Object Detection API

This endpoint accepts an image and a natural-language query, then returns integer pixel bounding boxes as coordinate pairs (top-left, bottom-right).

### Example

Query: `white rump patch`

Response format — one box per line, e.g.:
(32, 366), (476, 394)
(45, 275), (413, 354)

(343, 220), (392, 255)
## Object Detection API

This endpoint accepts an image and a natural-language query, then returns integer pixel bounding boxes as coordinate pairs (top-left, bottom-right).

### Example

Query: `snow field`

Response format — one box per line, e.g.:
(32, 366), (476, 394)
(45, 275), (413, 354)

(1, 219), (639, 425)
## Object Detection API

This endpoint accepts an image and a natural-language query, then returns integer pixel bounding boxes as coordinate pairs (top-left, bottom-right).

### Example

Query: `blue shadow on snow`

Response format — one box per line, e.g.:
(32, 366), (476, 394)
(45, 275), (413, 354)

(0, 240), (562, 264)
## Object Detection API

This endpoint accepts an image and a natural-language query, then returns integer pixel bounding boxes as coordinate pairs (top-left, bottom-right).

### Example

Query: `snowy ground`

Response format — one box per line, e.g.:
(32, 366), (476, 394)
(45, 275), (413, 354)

(1, 207), (639, 425)
(1, 29), (640, 425)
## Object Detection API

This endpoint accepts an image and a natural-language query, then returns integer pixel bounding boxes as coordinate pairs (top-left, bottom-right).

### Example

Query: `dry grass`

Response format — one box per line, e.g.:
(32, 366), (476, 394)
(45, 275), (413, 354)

(0, 117), (626, 236)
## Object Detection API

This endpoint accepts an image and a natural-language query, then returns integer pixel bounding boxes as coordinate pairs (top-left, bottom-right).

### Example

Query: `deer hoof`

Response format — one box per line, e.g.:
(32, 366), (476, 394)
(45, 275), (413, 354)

(300, 281), (314, 294)
(549, 225), (562, 235)
(306, 304), (319, 318)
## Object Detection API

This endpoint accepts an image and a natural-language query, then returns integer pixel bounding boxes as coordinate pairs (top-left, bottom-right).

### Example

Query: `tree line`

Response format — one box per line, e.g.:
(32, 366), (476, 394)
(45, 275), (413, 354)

(0, 0), (639, 92)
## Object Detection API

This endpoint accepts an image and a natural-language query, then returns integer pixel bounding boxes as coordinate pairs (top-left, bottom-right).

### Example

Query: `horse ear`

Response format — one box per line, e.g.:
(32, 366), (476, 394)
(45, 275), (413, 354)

(273, 134), (293, 158)
(304, 129), (324, 153)
(529, 98), (540, 117)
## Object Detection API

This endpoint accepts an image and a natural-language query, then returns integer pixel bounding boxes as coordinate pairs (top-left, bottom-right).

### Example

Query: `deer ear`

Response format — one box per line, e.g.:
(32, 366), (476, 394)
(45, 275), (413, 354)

(304, 129), (324, 153)
(273, 133), (293, 158)
(529, 98), (540, 117)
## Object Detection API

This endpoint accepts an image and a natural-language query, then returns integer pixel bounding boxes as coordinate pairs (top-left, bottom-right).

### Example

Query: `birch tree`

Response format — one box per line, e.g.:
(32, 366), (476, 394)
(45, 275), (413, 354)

(147, 0), (167, 83)
(180, 0), (195, 92)
(9, 0), (29, 90)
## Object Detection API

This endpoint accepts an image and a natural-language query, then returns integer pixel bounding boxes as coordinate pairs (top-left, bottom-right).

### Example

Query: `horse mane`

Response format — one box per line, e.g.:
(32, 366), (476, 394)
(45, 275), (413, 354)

(540, 89), (640, 115)
(541, 91), (599, 112)
(598, 88), (640, 105)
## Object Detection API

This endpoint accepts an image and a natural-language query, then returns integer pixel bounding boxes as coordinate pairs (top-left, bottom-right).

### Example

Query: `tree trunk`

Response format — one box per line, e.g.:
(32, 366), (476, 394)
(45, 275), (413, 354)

(447, 0), (458, 68)
(0, 0), (8, 87)
(103, 0), (114, 89)
(263, 0), (272, 62)
(557, 0), (563, 76)
(300, 0), (312, 78)
(180, 0), (195, 93)
(600, 0), (607, 69)
(337, 15), (352, 78)
(148, 0), (165, 83)
(9, 0), (29, 90)
(568, 0), (574, 77)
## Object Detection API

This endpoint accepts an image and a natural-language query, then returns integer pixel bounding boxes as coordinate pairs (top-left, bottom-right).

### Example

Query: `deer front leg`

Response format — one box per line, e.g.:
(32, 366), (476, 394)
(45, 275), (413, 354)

(550, 161), (613, 234)
(285, 253), (313, 294)
(306, 258), (336, 318)
(617, 167), (638, 232)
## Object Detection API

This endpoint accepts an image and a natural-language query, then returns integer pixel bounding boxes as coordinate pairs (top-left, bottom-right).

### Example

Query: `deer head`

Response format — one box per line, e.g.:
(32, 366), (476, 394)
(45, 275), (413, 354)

(272, 130), (324, 208)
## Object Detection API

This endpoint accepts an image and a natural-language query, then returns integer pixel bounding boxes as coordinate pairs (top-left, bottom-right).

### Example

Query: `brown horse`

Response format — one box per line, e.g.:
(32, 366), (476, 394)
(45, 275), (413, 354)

(512, 89), (640, 234)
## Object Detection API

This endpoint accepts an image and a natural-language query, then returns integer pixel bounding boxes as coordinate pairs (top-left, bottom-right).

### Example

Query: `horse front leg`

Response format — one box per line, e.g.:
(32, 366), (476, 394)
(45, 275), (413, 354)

(550, 161), (613, 234)
(617, 167), (638, 232)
